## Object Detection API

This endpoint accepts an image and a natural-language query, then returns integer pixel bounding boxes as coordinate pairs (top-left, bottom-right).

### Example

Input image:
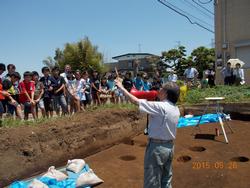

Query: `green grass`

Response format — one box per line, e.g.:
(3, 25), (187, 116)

(0, 103), (137, 128)
(184, 85), (250, 104)
(0, 116), (63, 128)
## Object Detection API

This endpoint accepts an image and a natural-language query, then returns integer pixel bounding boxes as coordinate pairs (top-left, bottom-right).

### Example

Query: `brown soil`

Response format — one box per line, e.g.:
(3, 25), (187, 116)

(0, 109), (146, 187)
(1, 108), (250, 188)
(85, 120), (250, 188)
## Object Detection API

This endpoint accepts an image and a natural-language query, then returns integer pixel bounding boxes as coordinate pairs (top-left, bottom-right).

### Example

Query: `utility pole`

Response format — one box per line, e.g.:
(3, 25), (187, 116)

(211, 38), (215, 48)
(175, 41), (181, 48)
(138, 43), (142, 52)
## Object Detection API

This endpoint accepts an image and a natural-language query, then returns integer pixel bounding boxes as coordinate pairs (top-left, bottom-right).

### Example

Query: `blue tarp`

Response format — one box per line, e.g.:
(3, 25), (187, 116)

(10, 164), (91, 188)
(177, 113), (223, 128)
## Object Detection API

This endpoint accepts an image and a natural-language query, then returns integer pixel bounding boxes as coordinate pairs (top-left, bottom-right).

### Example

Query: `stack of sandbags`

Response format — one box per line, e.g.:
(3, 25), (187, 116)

(9, 159), (103, 188)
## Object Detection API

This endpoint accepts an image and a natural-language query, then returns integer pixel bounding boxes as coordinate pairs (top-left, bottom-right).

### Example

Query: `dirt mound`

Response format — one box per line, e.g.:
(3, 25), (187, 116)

(0, 109), (146, 187)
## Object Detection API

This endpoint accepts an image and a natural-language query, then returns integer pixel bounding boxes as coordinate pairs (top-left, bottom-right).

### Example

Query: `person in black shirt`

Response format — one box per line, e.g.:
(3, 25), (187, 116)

(40, 67), (54, 118)
(51, 66), (68, 116)
(122, 72), (133, 92)
(204, 64), (215, 87)
(151, 77), (162, 91)
(91, 70), (101, 106)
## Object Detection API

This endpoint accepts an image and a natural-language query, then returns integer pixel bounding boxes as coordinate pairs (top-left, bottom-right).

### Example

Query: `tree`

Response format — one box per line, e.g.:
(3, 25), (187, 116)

(45, 37), (105, 73)
(157, 46), (187, 77)
(190, 46), (215, 78)
(42, 56), (57, 70)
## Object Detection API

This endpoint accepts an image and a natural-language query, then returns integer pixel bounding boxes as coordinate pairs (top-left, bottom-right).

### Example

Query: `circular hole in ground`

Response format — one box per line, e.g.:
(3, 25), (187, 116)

(231, 156), (249, 162)
(122, 138), (134, 146)
(177, 155), (192, 163)
(189, 146), (206, 152)
(119, 155), (136, 161)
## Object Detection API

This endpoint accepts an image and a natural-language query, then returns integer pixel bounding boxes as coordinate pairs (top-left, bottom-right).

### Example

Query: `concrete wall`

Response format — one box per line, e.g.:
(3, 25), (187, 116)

(215, 0), (250, 84)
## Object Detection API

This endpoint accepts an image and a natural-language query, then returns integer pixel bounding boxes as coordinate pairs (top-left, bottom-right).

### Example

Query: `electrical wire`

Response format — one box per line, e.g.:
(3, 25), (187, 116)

(192, 0), (214, 15)
(157, 0), (214, 33)
(162, 0), (213, 27)
(182, 0), (213, 19)
(198, 0), (212, 4)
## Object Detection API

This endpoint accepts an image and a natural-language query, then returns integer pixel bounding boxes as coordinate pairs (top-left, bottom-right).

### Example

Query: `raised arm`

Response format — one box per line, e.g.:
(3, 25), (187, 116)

(115, 79), (139, 105)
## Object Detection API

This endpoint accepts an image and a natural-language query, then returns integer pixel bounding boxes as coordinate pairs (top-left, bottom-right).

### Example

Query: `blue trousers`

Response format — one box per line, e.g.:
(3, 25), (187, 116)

(144, 140), (174, 188)
(53, 94), (68, 114)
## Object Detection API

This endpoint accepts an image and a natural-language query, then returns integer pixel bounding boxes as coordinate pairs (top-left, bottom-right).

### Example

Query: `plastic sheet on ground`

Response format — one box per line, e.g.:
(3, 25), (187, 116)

(177, 113), (224, 128)
(9, 164), (92, 188)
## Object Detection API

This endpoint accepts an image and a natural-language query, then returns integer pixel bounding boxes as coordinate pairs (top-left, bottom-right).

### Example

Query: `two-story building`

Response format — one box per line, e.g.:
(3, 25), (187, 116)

(105, 53), (159, 74)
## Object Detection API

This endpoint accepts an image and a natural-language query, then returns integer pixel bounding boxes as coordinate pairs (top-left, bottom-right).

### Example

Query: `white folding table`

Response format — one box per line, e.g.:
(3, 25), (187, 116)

(194, 97), (234, 144)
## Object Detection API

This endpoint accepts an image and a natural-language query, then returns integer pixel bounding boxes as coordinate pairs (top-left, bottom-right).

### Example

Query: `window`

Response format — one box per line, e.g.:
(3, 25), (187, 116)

(128, 61), (133, 68)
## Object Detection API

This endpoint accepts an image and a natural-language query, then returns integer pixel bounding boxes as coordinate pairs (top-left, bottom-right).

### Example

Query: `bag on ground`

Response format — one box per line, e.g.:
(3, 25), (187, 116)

(42, 166), (68, 181)
(28, 179), (49, 188)
(66, 159), (86, 173)
(76, 169), (104, 187)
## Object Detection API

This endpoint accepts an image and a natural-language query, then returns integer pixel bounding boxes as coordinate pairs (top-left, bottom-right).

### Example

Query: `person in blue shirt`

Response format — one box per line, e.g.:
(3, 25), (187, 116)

(107, 74), (116, 103)
(133, 73), (143, 91)
(142, 76), (151, 91)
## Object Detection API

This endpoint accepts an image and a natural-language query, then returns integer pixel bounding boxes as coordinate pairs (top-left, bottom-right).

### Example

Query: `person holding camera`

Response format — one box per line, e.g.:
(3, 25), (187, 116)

(115, 79), (180, 188)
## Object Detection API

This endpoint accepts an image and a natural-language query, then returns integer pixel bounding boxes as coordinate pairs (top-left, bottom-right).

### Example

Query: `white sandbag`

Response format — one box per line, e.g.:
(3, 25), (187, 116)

(76, 169), (104, 187)
(28, 179), (49, 188)
(66, 159), (85, 173)
(42, 166), (68, 181)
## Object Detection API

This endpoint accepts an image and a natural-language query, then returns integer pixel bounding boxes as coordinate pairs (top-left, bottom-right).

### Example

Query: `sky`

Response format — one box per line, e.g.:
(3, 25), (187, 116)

(0, 0), (214, 75)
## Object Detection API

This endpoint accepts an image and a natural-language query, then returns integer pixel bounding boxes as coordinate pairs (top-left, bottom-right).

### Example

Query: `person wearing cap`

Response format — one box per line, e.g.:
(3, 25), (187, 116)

(115, 79), (180, 188)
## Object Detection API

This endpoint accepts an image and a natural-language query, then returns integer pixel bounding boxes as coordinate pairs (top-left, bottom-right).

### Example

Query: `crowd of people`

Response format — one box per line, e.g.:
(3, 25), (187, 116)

(220, 62), (245, 85)
(0, 63), (164, 122)
(0, 61), (246, 123)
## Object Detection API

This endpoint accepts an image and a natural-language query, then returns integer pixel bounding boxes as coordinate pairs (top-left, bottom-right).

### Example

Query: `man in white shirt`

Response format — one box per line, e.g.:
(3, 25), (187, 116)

(183, 63), (198, 86)
(220, 62), (233, 85)
(60, 64), (72, 83)
(115, 79), (180, 188)
(168, 70), (178, 82)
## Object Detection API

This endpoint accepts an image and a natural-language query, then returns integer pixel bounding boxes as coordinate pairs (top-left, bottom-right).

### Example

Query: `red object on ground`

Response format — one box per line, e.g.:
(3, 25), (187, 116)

(130, 88), (158, 101)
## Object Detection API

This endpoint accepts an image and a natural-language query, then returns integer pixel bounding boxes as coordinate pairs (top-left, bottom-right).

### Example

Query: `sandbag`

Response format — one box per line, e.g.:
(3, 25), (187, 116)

(67, 159), (86, 173)
(42, 166), (68, 181)
(76, 169), (104, 187)
(28, 179), (48, 188)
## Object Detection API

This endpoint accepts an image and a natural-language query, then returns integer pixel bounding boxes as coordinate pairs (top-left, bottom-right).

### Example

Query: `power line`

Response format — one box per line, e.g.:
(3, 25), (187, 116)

(198, 0), (212, 4)
(157, 0), (214, 33)
(162, 0), (213, 27)
(182, 0), (213, 19)
(192, 0), (214, 15)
